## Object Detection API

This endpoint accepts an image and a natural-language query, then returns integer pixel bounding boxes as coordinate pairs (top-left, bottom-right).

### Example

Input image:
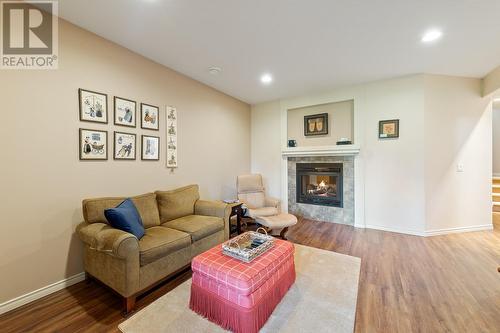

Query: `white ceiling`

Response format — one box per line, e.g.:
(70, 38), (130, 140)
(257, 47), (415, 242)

(58, 0), (500, 104)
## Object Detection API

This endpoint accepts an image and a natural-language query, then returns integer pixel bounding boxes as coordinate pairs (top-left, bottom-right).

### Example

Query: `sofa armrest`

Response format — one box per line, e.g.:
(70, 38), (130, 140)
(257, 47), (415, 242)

(265, 197), (281, 211)
(194, 200), (231, 240)
(76, 222), (139, 259)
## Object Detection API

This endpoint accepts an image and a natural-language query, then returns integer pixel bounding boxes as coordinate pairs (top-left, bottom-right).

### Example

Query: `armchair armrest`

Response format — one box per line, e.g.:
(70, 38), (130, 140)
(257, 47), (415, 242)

(195, 200), (231, 239)
(265, 196), (281, 211)
(76, 222), (139, 259)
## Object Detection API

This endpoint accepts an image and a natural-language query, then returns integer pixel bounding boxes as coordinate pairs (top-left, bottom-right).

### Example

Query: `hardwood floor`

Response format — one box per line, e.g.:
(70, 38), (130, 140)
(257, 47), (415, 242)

(1, 216), (499, 333)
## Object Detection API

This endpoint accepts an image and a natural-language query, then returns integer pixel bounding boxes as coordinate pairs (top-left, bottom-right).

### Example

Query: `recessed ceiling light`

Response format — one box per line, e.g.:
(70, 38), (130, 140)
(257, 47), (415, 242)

(421, 29), (443, 43)
(208, 66), (221, 75)
(260, 73), (273, 85)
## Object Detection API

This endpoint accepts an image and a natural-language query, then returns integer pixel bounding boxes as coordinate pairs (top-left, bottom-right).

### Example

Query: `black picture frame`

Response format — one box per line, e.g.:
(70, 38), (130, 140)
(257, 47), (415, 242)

(141, 103), (160, 131)
(379, 119), (400, 139)
(79, 128), (108, 161)
(113, 131), (136, 160)
(114, 96), (137, 128)
(304, 113), (328, 136)
(78, 88), (108, 124)
(141, 135), (160, 161)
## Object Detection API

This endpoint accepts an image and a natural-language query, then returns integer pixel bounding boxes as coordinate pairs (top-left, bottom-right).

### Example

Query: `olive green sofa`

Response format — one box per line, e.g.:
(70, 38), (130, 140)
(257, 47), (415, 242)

(76, 184), (230, 313)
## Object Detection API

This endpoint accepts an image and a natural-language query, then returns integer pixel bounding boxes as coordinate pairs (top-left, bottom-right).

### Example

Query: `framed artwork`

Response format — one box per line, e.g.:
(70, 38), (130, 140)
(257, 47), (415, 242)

(79, 128), (108, 160)
(379, 119), (399, 139)
(113, 132), (136, 160)
(141, 103), (159, 130)
(141, 135), (160, 160)
(114, 97), (136, 127)
(304, 113), (328, 136)
(79, 88), (108, 124)
(166, 106), (178, 168)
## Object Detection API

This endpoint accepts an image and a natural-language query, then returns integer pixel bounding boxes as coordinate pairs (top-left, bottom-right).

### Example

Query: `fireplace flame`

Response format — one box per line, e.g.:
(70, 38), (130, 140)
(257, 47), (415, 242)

(319, 180), (327, 188)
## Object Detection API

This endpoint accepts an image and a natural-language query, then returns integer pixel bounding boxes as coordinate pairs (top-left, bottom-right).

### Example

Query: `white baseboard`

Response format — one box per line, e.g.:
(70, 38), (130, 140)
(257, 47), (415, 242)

(365, 224), (426, 236)
(424, 224), (494, 236)
(365, 223), (494, 237)
(0, 272), (85, 315)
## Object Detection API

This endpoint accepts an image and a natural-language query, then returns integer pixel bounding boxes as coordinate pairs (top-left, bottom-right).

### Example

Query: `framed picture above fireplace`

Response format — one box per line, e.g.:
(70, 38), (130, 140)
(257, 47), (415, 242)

(304, 113), (328, 136)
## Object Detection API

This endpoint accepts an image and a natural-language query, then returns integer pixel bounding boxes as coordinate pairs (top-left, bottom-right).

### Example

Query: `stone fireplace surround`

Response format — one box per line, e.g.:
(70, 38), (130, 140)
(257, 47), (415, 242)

(287, 155), (354, 225)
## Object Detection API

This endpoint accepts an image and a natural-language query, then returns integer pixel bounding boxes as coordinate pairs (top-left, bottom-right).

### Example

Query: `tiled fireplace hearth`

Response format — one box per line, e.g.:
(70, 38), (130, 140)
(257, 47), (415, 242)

(287, 156), (354, 225)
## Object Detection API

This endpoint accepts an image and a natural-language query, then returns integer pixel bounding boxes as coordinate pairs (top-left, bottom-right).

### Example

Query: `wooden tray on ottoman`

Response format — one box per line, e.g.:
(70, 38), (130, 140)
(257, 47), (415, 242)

(222, 229), (274, 263)
(189, 239), (296, 333)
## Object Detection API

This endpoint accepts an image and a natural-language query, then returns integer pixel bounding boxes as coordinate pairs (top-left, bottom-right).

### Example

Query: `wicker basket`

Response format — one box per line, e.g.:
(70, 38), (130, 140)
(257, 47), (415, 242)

(222, 228), (274, 263)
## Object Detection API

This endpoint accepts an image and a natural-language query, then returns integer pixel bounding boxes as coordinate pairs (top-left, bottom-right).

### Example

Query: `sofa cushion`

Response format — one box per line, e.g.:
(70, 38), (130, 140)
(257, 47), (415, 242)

(162, 215), (224, 242)
(155, 185), (200, 223)
(82, 193), (161, 228)
(104, 199), (145, 239)
(139, 226), (191, 266)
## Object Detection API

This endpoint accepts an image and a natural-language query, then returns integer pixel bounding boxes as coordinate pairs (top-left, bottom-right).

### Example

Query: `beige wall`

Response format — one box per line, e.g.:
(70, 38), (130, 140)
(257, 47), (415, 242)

(483, 65), (500, 96)
(251, 101), (282, 199)
(287, 100), (353, 146)
(0, 19), (250, 304)
(424, 75), (492, 232)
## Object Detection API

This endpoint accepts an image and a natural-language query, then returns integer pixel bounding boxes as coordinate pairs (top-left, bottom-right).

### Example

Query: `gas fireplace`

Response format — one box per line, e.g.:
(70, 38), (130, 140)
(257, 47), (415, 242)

(296, 163), (343, 207)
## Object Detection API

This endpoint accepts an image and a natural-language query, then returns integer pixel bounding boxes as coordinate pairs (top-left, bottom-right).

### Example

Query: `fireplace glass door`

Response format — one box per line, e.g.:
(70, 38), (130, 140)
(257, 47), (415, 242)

(300, 174), (337, 197)
(296, 163), (343, 207)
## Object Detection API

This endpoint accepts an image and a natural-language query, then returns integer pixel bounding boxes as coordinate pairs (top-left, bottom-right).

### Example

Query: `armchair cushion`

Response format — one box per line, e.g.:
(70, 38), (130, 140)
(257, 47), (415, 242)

(76, 222), (139, 259)
(162, 215), (224, 242)
(248, 207), (279, 218)
(104, 199), (145, 239)
(237, 174), (264, 193)
(238, 192), (265, 209)
(82, 193), (160, 228)
(156, 185), (200, 223)
(264, 197), (281, 209)
(139, 226), (191, 266)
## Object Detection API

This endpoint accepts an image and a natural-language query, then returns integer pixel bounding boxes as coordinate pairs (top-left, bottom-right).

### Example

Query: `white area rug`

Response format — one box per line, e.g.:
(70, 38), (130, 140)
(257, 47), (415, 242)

(119, 244), (361, 333)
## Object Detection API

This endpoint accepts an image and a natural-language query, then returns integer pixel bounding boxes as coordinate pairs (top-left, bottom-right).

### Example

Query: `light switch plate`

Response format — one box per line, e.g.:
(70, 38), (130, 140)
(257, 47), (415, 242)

(456, 163), (464, 172)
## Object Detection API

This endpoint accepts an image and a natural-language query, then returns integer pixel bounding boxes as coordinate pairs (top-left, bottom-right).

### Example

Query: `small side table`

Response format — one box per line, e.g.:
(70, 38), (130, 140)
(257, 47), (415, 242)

(226, 202), (243, 236)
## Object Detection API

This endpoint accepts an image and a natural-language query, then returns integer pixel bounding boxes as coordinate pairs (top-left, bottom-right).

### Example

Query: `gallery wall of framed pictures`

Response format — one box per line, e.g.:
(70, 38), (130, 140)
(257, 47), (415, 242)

(77, 88), (177, 167)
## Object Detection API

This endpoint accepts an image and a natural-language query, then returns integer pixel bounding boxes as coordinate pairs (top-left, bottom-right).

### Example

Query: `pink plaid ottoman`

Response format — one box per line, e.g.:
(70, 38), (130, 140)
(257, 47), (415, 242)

(189, 239), (295, 333)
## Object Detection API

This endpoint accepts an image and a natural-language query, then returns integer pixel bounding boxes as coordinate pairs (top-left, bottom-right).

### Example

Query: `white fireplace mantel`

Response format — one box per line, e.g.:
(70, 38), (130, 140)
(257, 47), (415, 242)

(281, 145), (360, 157)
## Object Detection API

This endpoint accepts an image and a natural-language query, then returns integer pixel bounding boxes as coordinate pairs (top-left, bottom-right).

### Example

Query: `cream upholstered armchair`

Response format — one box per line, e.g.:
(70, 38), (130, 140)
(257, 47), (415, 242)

(237, 174), (298, 239)
(237, 174), (280, 218)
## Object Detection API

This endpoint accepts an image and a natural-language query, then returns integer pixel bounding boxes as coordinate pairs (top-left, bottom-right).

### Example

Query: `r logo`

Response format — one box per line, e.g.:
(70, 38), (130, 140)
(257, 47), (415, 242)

(1, 1), (57, 69)
(2, 1), (53, 54)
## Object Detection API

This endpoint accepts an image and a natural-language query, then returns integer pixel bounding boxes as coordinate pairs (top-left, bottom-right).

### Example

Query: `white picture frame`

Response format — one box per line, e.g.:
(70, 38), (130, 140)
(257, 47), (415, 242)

(166, 106), (178, 168)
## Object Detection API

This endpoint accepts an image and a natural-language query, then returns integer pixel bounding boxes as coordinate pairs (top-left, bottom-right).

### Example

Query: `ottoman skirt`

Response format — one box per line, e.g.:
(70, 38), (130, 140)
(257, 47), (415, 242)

(189, 262), (296, 333)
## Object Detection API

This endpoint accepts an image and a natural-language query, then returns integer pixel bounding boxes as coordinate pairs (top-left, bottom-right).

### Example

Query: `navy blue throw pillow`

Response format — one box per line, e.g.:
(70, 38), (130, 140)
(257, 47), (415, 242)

(104, 198), (145, 239)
